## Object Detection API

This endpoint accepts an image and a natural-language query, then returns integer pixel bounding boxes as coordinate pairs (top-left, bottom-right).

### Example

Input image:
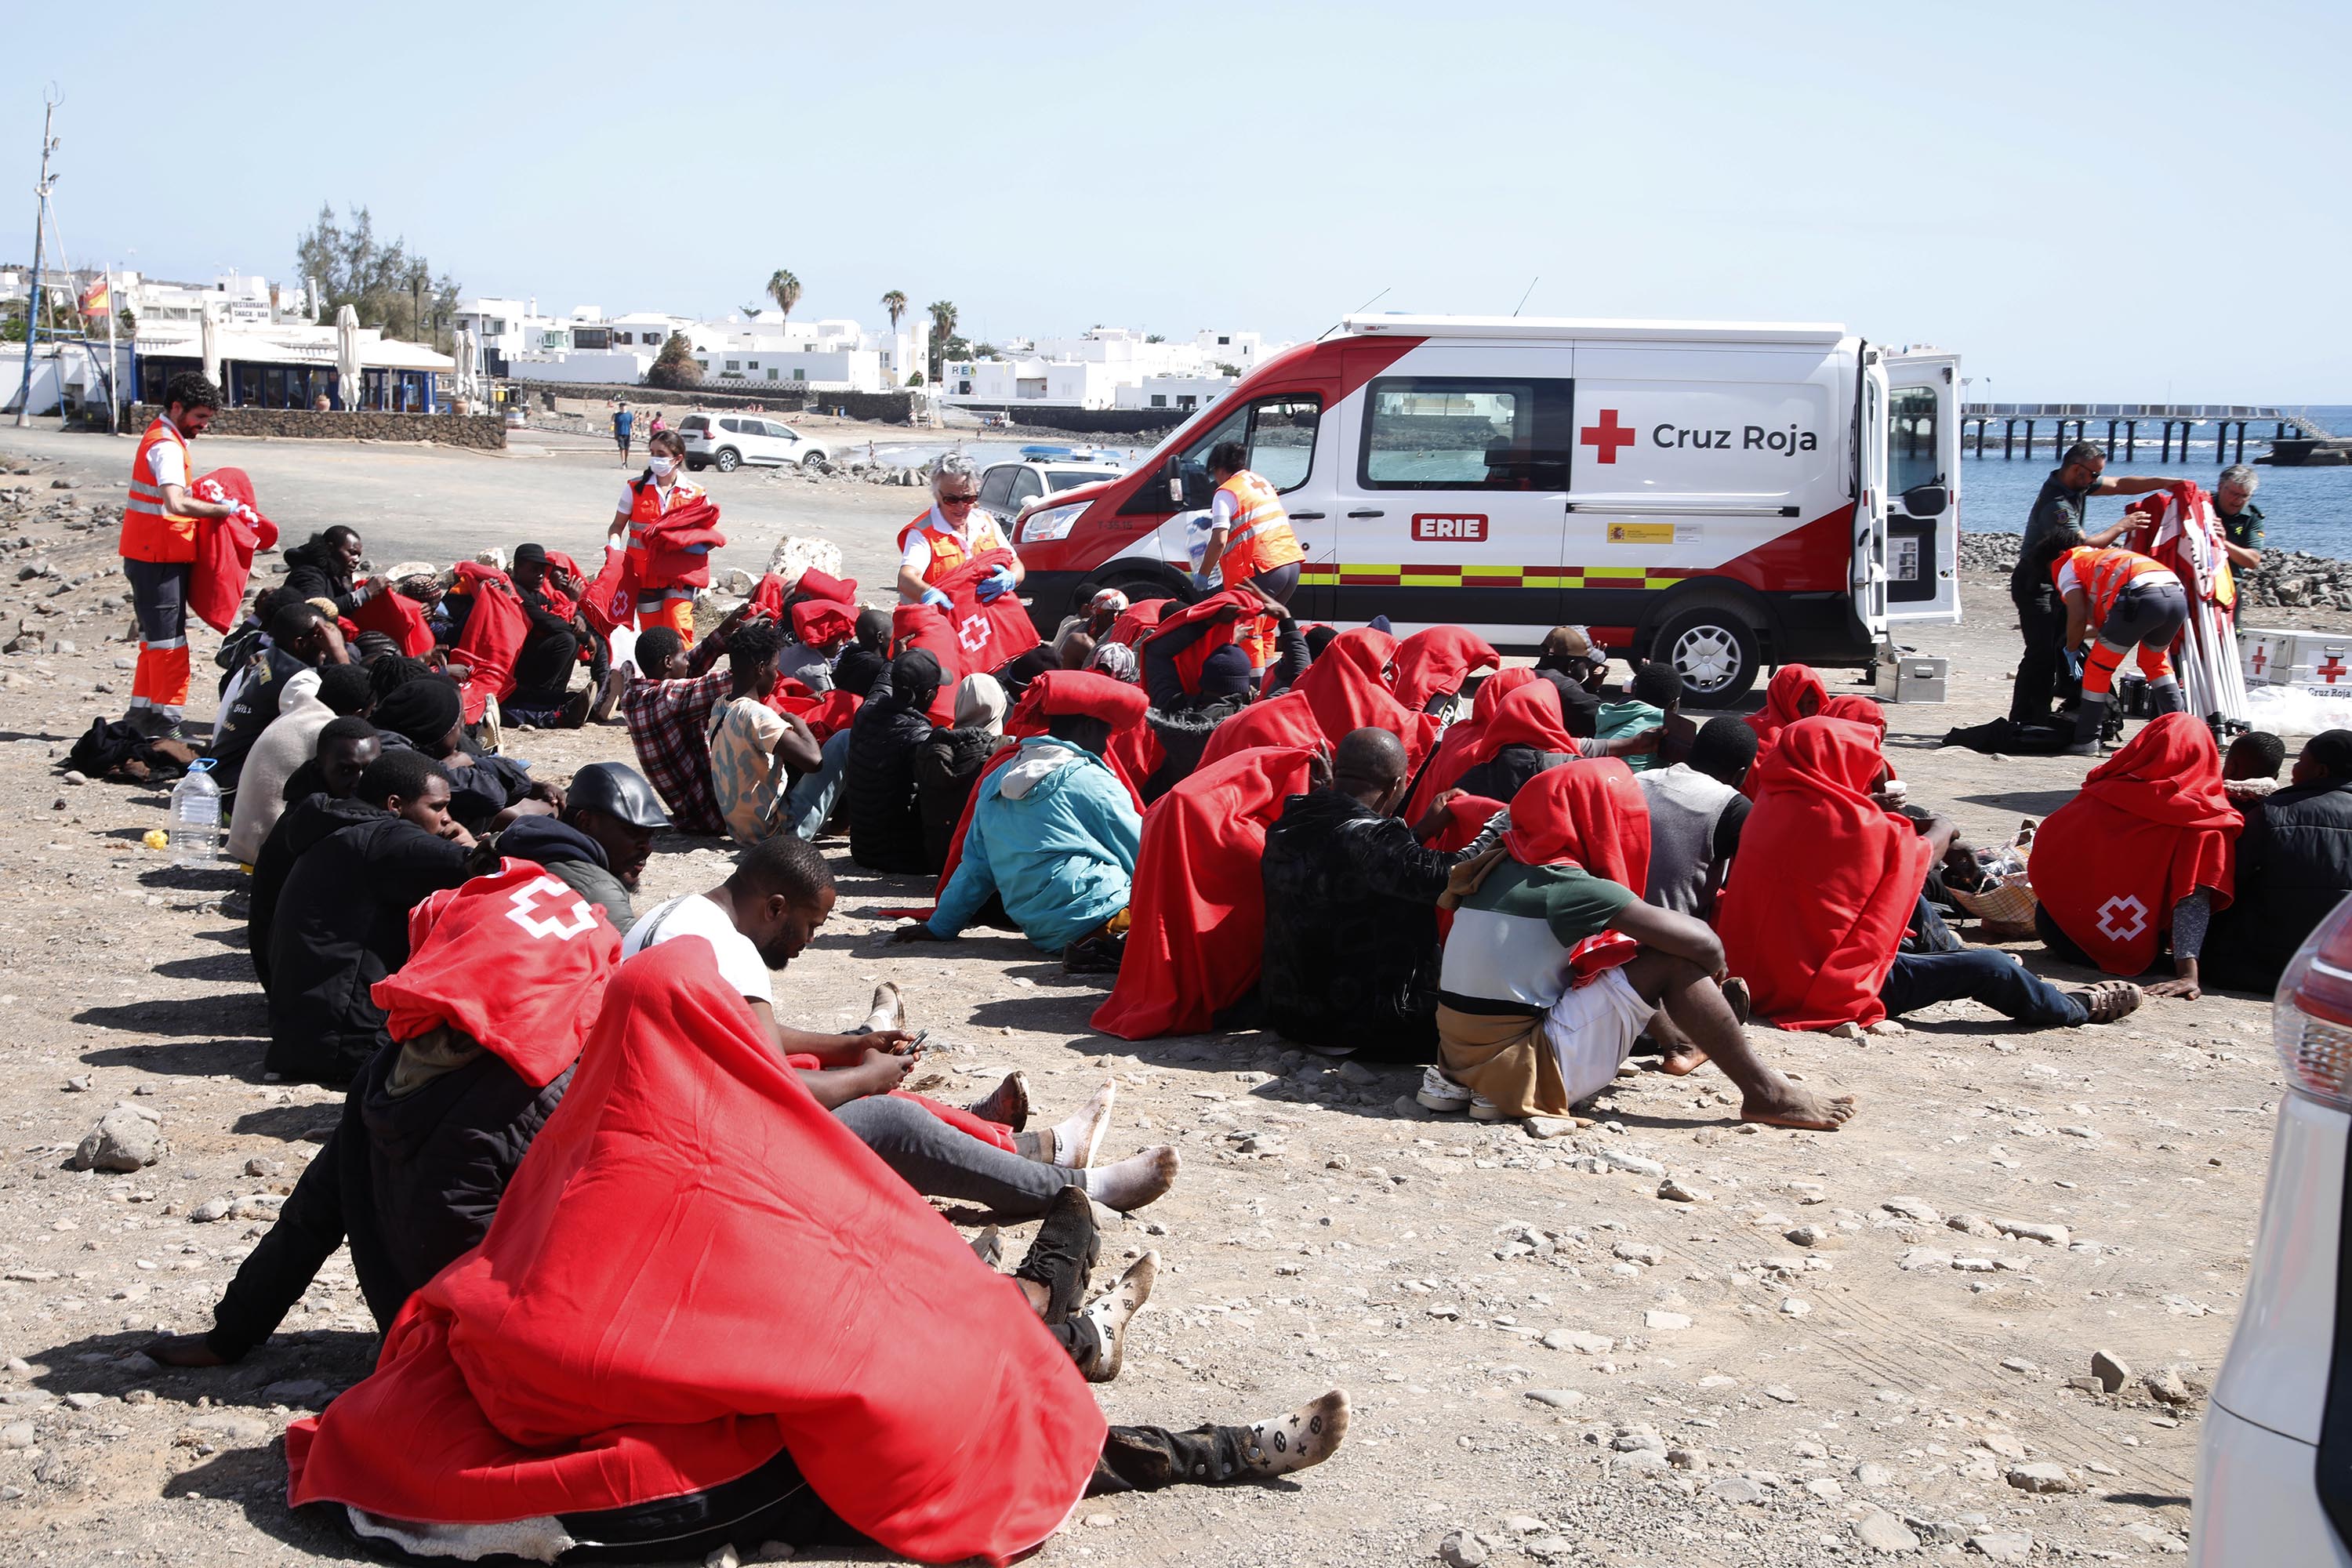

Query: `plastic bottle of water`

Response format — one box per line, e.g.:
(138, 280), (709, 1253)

(169, 759), (223, 868)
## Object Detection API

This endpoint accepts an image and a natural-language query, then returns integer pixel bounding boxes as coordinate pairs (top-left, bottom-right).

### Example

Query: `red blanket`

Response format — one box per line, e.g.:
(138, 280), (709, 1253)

(1715, 717), (1927, 1031)
(1391, 626), (1500, 711)
(1406, 667), (1542, 822)
(1291, 627), (1432, 768)
(890, 604), (964, 727)
(285, 940), (1102, 1564)
(372, 859), (621, 1087)
(1103, 598), (1172, 648)
(187, 469), (278, 634)
(1427, 791), (1507, 942)
(1091, 745), (1319, 1040)
(1744, 663), (1831, 799)
(931, 549), (1042, 675)
(1143, 587), (1259, 695)
(582, 545), (637, 639)
(2027, 712), (2240, 975)
(771, 684), (862, 743)
(748, 572), (789, 622)
(449, 561), (528, 723)
(1196, 688), (1328, 771)
(637, 495), (726, 588)
(350, 589), (437, 658)
(1505, 758), (1650, 891)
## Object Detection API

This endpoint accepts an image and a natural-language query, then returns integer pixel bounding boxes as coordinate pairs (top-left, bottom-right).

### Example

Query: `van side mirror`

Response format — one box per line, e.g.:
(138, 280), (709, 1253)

(1168, 469), (1185, 507)
(1900, 482), (1948, 518)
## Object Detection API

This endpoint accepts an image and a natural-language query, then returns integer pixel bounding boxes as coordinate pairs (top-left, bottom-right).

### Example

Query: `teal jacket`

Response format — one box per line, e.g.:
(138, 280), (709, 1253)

(930, 739), (1142, 951)
(1598, 699), (1665, 771)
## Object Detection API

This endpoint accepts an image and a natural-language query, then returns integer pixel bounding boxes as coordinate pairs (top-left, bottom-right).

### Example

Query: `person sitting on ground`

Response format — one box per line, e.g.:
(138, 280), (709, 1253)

(224, 663), (374, 865)
(1721, 716), (2142, 1031)
(632, 835), (1178, 1214)
(214, 586), (295, 700)
(900, 672), (1147, 966)
(775, 595), (855, 693)
(1597, 661), (1681, 772)
(264, 749), (476, 1087)
(1054, 587), (1131, 662)
(373, 672), (556, 834)
(2202, 730), (2352, 993)
(1391, 626), (1501, 717)
(2224, 728), (2287, 804)
(620, 605), (754, 836)
(276, 935), (1345, 1568)
(1637, 714), (1756, 918)
(1533, 624), (1610, 695)
(829, 606), (894, 699)
(2030, 710), (2241, 1000)
(280, 525), (380, 619)
(1427, 761), (1856, 1129)
(1260, 728), (1507, 1062)
(503, 543), (594, 728)
(489, 760), (669, 929)
(918, 673), (1010, 870)
(705, 618), (823, 847)
(1142, 585), (1310, 716)
(248, 717), (382, 988)
(846, 648), (945, 874)
(1085, 638), (1139, 684)
(207, 600), (351, 797)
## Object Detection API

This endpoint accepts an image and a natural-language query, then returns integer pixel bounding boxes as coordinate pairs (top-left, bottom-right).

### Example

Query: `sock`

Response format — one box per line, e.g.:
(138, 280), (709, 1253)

(1077, 1252), (1157, 1383)
(1049, 1083), (1117, 1169)
(1078, 1147), (1181, 1213)
(1236, 1391), (1351, 1478)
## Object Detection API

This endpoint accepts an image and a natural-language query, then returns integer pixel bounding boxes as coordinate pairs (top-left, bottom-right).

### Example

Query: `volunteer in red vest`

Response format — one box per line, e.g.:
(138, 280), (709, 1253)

(2047, 526), (2190, 753)
(120, 372), (245, 737)
(604, 428), (708, 644)
(896, 453), (1022, 608)
(1196, 440), (1306, 673)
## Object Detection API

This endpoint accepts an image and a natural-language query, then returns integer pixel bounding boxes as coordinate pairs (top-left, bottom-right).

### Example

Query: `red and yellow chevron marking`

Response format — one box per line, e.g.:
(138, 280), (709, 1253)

(1296, 564), (1696, 591)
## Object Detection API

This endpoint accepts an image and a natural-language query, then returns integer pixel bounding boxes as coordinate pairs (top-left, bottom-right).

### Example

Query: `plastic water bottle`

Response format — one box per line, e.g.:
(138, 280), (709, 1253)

(169, 759), (223, 867)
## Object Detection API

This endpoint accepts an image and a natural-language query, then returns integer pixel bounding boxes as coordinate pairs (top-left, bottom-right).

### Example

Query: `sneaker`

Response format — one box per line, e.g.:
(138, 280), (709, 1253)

(558, 688), (593, 729)
(1468, 1094), (1507, 1122)
(1415, 1065), (1472, 1114)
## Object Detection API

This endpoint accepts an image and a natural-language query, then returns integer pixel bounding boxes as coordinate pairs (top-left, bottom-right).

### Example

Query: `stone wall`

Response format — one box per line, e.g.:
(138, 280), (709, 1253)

(125, 405), (506, 449)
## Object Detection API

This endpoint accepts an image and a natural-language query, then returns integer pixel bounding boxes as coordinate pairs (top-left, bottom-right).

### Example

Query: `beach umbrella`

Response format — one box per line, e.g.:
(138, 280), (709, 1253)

(336, 304), (361, 411)
(199, 308), (221, 392)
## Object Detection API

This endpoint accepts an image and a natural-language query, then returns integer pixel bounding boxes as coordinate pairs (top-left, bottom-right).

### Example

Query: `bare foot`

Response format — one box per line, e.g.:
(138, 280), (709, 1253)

(1738, 1083), (1858, 1131)
(1082, 1145), (1179, 1211)
(1079, 1251), (1159, 1383)
(143, 1333), (229, 1369)
(1653, 1044), (1711, 1077)
(1239, 1390), (1351, 1478)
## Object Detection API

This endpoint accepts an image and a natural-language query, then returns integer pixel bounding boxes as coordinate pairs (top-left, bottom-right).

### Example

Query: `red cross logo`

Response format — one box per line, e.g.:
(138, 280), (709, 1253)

(505, 876), (598, 941)
(2252, 646), (2268, 674)
(2323, 654), (2348, 685)
(957, 612), (993, 655)
(1580, 408), (1635, 465)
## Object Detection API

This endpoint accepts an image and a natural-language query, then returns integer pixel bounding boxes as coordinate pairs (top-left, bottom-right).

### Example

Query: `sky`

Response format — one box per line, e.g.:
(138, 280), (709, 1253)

(9, 0), (2349, 401)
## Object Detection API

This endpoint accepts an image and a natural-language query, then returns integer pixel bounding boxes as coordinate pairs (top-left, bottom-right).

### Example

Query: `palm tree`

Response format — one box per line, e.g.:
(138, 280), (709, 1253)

(880, 290), (906, 332)
(765, 269), (801, 325)
(927, 299), (957, 383)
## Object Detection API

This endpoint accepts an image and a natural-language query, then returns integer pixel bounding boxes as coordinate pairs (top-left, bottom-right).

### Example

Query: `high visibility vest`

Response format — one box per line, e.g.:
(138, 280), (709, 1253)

(2054, 546), (2175, 621)
(625, 473), (707, 580)
(1214, 470), (1305, 579)
(901, 507), (1004, 589)
(119, 417), (198, 564)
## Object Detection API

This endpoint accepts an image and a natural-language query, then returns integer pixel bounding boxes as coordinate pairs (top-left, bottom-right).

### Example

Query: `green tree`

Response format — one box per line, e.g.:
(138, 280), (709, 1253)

(294, 202), (460, 349)
(647, 332), (702, 390)
(880, 289), (907, 331)
(926, 299), (957, 382)
(766, 269), (801, 325)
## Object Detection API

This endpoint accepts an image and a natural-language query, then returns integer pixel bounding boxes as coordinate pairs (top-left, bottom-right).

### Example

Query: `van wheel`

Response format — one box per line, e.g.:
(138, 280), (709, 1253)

(714, 448), (741, 473)
(1653, 608), (1760, 705)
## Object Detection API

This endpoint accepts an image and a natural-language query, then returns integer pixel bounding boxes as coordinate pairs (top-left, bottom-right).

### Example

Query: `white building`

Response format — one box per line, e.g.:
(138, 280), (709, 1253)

(484, 302), (925, 392)
(938, 325), (1287, 410)
(1113, 372), (1236, 414)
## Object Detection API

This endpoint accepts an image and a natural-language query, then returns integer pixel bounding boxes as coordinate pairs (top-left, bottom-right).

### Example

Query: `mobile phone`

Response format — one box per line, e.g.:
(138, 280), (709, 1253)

(902, 1029), (930, 1056)
(1661, 711), (1700, 766)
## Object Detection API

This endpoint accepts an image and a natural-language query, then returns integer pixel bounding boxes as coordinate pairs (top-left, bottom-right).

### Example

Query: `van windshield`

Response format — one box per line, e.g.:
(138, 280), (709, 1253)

(1889, 387), (1940, 492)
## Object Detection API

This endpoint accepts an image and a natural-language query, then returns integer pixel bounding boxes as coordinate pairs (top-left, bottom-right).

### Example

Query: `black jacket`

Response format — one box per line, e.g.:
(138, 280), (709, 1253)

(2207, 779), (2352, 992)
(265, 813), (471, 1086)
(209, 646), (318, 795)
(248, 792), (376, 988)
(1455, 745), (1569, 805)
(1143, 702), (1243, 802)
(494, 815), (635, 929)
(204, 1031), (568, 1360)
(281, 541), (363, 618)
(845, 670), (935, 874)
(917, 726), (1002, 873)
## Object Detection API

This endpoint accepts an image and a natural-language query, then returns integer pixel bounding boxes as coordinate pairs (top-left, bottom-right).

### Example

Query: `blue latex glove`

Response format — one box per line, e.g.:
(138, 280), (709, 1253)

(920, 586), (953, 611)
(975, 566), (1017, 602)
(2063, 646), (2086, 682)
(1189, 572), (1215, 593)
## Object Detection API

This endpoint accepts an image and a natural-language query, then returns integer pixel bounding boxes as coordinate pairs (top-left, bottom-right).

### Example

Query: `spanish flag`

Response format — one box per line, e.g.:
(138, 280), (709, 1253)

(77, 278), (109, 317)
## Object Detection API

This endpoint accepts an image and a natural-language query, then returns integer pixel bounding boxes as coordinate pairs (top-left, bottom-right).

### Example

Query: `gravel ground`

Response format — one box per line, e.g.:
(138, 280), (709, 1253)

(0, 431), (2317, 1567)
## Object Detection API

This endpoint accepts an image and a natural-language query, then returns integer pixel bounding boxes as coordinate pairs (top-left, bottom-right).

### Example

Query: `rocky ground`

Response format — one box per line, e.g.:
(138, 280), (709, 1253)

(0, 430), (2321, 1567)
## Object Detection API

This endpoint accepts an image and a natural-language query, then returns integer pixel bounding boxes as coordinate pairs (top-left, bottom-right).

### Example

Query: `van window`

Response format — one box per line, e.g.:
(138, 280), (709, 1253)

(978, 464), (1019, 516)
(1889, 386), (1940, 492)
(1359, 379), (1573, 491)
(1179, 394), (1323, 492)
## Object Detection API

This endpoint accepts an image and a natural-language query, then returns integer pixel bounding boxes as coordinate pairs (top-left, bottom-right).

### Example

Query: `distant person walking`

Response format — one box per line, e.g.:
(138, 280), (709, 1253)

(613, 403), (636, 466)
(2214, 463), (2265, 625)
(120, 372), (245, 739)
(2007, 440), (2183, 726)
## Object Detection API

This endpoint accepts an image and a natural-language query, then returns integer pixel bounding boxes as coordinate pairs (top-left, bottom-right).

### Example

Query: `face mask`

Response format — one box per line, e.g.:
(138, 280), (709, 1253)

(648, 456), (677, 479)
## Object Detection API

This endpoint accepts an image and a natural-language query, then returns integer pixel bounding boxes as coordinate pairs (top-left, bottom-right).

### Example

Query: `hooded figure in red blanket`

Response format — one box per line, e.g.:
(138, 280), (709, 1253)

(2030, 711), (2240, 1000)
(1290, 626), (1436, 768)
(604, 429), (724, 644)
(444, 561), (529, 724)
(1741, 662), (1828, 797)
(285, 938), (1351, 1566)
(1390, 625), (1501, 713)
(1406, 666), (1544, 822)
(1092, 745), (1325, 1040)
(145, 859), (620, 1372)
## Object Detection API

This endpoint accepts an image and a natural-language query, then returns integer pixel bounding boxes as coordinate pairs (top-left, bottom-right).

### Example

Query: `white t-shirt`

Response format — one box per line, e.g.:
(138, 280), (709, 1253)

(900, 508), (1008, 579)
(622, 892), (774, 1005)
(147, 436), (188, 490)
(1209, 486), (1240, 532)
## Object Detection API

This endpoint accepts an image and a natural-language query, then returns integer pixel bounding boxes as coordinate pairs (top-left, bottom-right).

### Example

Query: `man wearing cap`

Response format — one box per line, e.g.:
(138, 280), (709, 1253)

(895, 671), (1145, 964)
(506, 543), (593, 728)
(491, 761), (669, 929)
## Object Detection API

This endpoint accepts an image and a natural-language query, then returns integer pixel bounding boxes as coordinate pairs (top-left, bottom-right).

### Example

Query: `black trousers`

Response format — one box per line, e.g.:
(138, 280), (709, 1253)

(2009, 582), (2067, 724)
(510, 629), (579, 707)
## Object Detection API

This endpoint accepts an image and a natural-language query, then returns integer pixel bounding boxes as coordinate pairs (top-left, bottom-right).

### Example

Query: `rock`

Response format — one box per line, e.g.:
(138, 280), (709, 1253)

(2005, 1461), (2080, 1494)
(189, 1197), (233, 1223)
(1657, 1176), (1709, 1203)
(1829, 1021), (1865, 1040)
(1438, 1530), (1490, 1568)
(180, 1410), (270, 1445)
(1667, 1446), (1709, 1472)
(1785, 1224), (1826, 1247)
(2145, 1366), (2196, 1406)
(1599, 1148), (1666, 1178)
(1762, 1385), (1799, 1404)
(1542, 1330), (1613, 1355)
(262, 1378), (331, 1407)
(1613, 1241), (1661, 1265)
(1780, 1297), (1813, 1316)
(1947, 1213), (2002, 1240)
(1994, 1219), (2070, 1247)
(1966, 1531), (2035, 1563)
(1804, 1476), (1846, 1501)
(62, 1392), (103, 1411)
(1882, 1196), (1941, 1225)
(1864, 1017), (1907, 1036)
(1855, 1512), (1920, 1552)
(1854, 1461), (1893, 1487)
(1337, 1060), (1380, 1086)
(60, 769), (85, 786)
(744, 1545), (795, 1564)
(1523, 1116), (1577, 1139)
(1611, 1425), (1666, 1454)
(244, 1157), (284, 1178)
(1708, 1476), (1766, 1504)
(1524, 1388), (1584, 1410)
(2089, 1348), (2132, 1394)
(1999, 1356), (2038, 1374)
(1644, 1310), (1692, 1330)
(70, 1105), (164, 1172)
(1, 1422), (32, 1449)
(705, 1546), (742, 1568)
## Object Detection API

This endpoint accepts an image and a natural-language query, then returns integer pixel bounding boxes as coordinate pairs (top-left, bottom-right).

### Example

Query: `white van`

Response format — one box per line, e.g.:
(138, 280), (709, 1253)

(1009, 315), (1960, 701)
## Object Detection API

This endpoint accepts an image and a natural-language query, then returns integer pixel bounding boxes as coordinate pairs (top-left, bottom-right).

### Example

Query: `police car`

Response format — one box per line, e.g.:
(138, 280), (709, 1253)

(976, 447), (1131, 531)
(1009, 315), (1960, 702)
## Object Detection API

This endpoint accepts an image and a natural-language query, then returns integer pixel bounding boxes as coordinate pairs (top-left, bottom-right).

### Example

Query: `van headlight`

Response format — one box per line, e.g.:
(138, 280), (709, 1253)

(1020, 503), (1087, 543)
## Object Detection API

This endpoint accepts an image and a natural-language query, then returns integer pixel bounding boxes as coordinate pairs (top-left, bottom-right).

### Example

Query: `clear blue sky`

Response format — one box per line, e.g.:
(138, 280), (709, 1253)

(13, 0), (2348, 401)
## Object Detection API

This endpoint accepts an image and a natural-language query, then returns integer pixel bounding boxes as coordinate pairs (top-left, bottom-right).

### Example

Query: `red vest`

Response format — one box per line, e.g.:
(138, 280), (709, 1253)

(120, 418), (198, 563)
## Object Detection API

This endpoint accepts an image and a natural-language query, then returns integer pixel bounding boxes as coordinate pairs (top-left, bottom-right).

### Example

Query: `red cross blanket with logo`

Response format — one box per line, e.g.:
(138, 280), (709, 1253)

(285, 938), (1102, 1566)
(187, 469), (279, 634)
(581, 545), (637, 639)
(1715, 717), (1929, 1031)
(1091, 744), (1319, 1040)
(2027, 712), (2239, 975)
(448, 561), (528, 723)
(637, 495), (726, 589)
(929, 549), (1042, 675)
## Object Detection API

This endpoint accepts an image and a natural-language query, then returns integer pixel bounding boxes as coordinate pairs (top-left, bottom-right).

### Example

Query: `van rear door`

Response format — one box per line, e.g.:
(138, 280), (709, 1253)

(1852, 347), (1891, 644)
(1885, 352), (1962, 626)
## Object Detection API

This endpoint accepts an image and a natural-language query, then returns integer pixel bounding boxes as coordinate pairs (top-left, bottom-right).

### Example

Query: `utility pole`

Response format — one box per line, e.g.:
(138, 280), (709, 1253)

(14, 89), (60, 430)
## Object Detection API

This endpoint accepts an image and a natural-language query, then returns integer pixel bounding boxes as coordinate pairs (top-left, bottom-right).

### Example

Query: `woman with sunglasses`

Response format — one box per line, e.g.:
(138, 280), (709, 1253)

(896, 453), (1024, 608)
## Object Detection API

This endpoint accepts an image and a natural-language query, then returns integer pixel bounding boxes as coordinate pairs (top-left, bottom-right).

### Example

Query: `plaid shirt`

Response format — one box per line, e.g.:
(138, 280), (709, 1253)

(622, 668), (731, 835)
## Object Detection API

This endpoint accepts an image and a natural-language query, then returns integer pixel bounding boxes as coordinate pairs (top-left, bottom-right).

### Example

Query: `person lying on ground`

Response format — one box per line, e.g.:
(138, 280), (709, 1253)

(248, 717), (382, 988)
(224, 662), (374, 865)
(372, 672), (557, 833)
(503, 543), (593, 728)
(1720, 716), (2143, 1031)
(619, 605), (753, 836)
(2202, 729), (2352, 994)
(265, 749), (477, 1087)
(899, 673), (1147, 968)
(917, 672), (1009, 869)
(1425, 760), (1854, 1130)
(276, 937), (1342, 1567)
(1260, 728), (1507, 1062)
(488, 760), (668, 929)
(847, 649), (946, 874)
(207, 600), (350, 799)
(2224, 728), (2286, 805)
(632, 835), (1178, 1213)
(1637, 714), (1755, 919)
(704, 618), (823, 846)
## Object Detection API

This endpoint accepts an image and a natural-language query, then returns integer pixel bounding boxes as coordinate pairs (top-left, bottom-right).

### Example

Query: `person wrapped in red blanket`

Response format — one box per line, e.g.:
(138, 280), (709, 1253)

(445, 561), (528, 724)
(1389, 626), (1501, 713)
(2029, 711), (2239, 1000)
(1741, 662), (1829, 797)
(1406, 666), (1544, 822)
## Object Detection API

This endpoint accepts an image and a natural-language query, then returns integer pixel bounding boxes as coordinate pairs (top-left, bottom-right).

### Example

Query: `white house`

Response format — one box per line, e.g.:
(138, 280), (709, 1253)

(1113, 372), (1237, 413)
(937, 325), (1288, 410)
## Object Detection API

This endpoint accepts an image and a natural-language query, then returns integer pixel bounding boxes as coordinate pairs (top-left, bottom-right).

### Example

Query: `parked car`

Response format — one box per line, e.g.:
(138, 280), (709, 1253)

(2190, 892), (2352, 1565)
(677, 413), (831, 473)
(975, 451), (1129, 534)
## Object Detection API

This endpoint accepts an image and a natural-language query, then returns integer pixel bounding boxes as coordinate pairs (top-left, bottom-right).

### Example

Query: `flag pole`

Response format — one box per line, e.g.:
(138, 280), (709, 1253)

(102, 261), (116, 434)
(14, 94), (58, 430)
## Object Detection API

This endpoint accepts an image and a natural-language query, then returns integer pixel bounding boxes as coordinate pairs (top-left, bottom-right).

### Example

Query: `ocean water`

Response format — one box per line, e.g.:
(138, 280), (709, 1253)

(1961, 405), (2352, 557)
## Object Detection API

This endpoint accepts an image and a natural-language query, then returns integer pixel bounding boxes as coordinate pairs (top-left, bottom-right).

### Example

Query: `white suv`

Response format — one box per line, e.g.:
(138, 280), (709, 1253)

(2191, 894), (2352, 1565)
(678, 413), (832, 474)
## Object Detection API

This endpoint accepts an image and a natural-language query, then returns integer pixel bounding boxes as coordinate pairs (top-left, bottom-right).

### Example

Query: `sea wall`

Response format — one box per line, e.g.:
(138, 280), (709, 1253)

(124, 405), (506, 450)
